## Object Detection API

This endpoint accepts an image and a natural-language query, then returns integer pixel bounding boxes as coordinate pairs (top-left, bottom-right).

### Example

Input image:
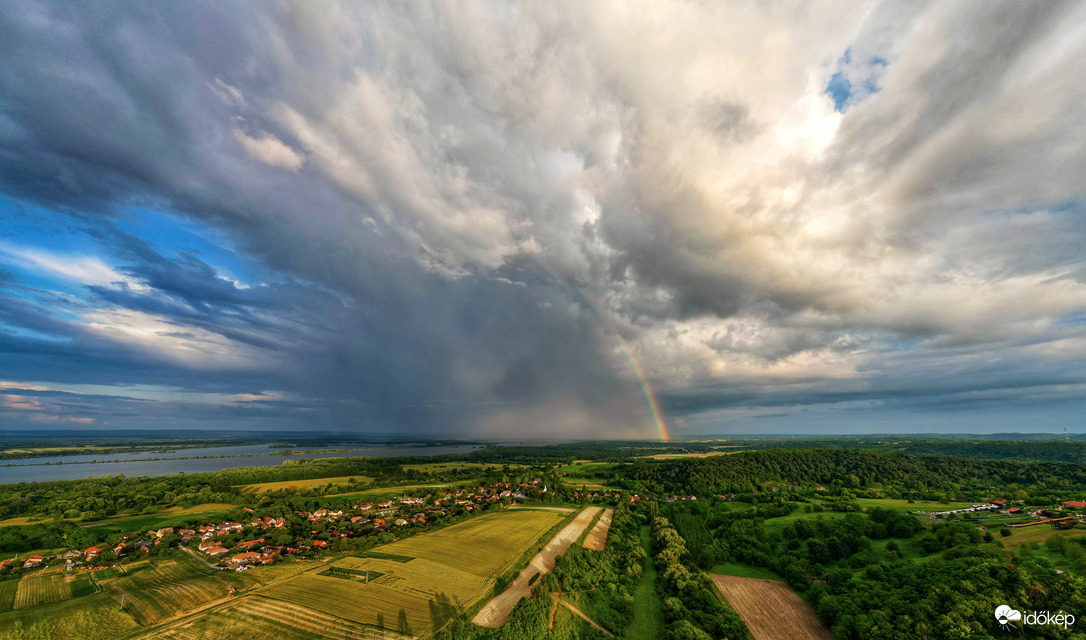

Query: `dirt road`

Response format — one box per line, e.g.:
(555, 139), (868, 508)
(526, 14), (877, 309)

(472, 506), (601, 628)
(582, 508), (613, 550)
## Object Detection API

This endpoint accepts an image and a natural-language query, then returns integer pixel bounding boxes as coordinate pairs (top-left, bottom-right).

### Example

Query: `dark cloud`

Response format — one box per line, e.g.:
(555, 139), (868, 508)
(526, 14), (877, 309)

(0, 1), (1085, 436)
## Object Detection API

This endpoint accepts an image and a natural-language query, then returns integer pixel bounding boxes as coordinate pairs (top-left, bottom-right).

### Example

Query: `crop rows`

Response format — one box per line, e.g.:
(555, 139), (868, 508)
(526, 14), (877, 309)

(101, 560), (237, 624)
(13, 573), (73, 609)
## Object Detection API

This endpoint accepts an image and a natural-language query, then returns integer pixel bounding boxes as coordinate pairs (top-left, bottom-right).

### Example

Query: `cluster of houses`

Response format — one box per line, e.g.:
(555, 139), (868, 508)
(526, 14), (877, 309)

(915, 499), (1086, 521)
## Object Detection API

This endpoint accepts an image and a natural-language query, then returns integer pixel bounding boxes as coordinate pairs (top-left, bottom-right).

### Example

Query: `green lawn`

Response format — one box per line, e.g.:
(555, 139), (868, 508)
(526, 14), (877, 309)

(625, 525), (663, 640)
(0, 592), (138, 640)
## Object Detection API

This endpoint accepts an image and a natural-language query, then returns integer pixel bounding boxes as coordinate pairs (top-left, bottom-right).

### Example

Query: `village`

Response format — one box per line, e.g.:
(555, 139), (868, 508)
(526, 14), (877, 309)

(2, 478), (574, 575)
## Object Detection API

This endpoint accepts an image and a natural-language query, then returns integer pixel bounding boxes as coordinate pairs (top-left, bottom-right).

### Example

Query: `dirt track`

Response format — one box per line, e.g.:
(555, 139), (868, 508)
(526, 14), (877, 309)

(582, 508), (613, 550)
(472, 507), (601, 628)
(710, 574), (833, 640)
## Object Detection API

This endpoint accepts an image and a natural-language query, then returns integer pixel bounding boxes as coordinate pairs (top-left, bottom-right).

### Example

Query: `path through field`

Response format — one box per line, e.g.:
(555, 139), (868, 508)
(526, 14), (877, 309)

(472, 506), (601, 628)
(557, 599), (613, 636)
(582, 508), (613, 550)
(710, 574), (833, 640)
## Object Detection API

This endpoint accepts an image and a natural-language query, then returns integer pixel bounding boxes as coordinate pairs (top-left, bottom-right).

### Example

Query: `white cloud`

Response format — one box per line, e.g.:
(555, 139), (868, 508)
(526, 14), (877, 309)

(232, 128), (304, 172)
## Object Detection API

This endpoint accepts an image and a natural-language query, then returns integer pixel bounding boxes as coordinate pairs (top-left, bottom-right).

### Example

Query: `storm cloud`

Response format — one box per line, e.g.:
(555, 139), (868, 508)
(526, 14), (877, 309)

(1, 1), (1085, 437)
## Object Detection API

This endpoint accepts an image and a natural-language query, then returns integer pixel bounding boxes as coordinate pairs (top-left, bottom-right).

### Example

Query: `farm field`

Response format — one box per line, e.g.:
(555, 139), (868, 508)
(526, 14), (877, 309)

(261, 508), (566, 636)
(583, 508), (613, 550)
(99, 556), (257, 625)
(710, 574), (833, 640)
(81, 503), (237, 537)
(473, 506), (601, 628)
(995, 523), (1086, 550)
(136, 595), (403, 640)
(0, 579), (19, 610)
(327, 482), (472, 500)
(400, 462), (523, 473)
(13, 572), (76, 609)
(0, 592), (138, 640)
(234, 475), (376, 494)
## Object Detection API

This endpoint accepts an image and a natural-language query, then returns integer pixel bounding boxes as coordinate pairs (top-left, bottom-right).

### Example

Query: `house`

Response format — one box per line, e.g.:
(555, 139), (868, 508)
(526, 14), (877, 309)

(84, 546), (102, 559)
(61, 550), (82, 560)
(22, 555), (45, 569)
(312, 540), (328, 549)
(1008, 508), (1023, 515)
(1061, 501), (1086, 509)
(351, 516), (364, 523)
(155, 527), (174, 538)
(394, 518), (409, 526)
(237, 538), (265, 549)
(228, 551), (261, 568)
(314, 509), (329, 518)
(206, 547), (230, 557)
(199, 539), (220, 552)
(378, 501), (393, 509)
(356, 503), (374, 511)
(113, 543), (127, 556)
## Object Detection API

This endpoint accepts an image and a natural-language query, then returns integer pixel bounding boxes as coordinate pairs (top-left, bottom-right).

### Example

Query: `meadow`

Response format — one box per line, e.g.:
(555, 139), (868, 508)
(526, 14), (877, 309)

(260, 508), (566, 636)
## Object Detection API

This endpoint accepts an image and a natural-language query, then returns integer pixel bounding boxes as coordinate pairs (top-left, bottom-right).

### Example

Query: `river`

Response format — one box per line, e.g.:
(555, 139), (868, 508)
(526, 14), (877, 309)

(0, 444), (480, 484)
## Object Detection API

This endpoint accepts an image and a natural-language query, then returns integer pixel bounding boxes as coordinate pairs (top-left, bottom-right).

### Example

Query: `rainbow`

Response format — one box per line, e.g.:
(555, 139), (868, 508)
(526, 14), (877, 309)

(618, 339), (670, 442)
(520, 256), (671, 442)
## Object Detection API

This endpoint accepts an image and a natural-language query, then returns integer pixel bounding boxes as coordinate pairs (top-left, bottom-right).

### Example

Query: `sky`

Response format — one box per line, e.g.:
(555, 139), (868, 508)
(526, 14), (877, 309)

(1, 1), (1086, 439)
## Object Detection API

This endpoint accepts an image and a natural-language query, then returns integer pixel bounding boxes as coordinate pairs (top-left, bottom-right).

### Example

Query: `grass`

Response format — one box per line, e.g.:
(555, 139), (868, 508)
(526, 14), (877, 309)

(853, 498), (978, 512)
(261, 508), (565, 636)
(234, 475), (375, 494)
(0, 592), (138, 640)
(81, 503), (238, 536)
(709, 562), (783, 581)
(625, 525), (663, 640)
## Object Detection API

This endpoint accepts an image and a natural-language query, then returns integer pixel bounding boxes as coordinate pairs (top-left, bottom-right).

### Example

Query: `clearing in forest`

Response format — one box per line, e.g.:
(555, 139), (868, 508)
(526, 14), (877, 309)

(260, 508), (565, 637)
(583, 508), (613, 550)
(472, 506), (601, 628)
(710, 574), (833, 640)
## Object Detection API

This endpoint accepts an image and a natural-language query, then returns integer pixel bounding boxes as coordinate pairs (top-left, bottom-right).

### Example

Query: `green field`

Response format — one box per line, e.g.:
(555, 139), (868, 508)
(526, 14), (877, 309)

(0, 580), (17, 611)
(81, 503), (238, 537)
(0, 592), (138, 640)
(626, 525), (663, 640)
(136, 594), (381, 640)
(326, 482), (472, 500)
(13, 573), (75, 609)
(234, 475), (376, 494)
(400, 462), (522, 473)
(99, 555), (257, 625)
(996, 523), (1086, 550)
(709, 562), (784, 581)
(260, 508), (566, 636)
